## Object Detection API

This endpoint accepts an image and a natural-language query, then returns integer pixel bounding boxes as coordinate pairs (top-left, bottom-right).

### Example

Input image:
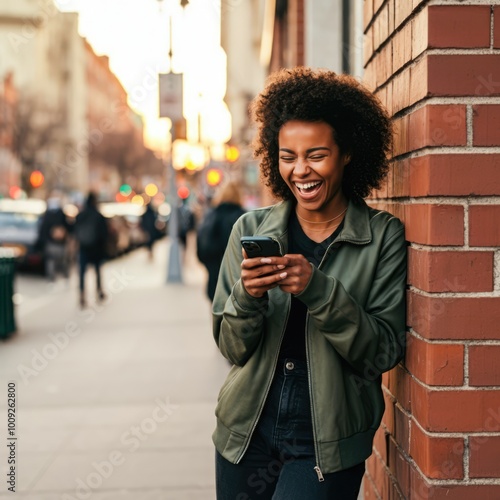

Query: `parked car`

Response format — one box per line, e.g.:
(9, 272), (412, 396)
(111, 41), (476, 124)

(98, 202), (147, 256)
(0, 199), (47, 271)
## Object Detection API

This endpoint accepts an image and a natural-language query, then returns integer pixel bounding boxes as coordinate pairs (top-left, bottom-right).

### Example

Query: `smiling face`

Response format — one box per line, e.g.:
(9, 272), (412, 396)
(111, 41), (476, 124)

(278, 120), (350, 220)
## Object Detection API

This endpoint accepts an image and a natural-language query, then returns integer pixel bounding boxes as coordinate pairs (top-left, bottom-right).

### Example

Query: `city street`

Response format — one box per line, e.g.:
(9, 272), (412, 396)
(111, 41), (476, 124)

(0, 236), (230, 499)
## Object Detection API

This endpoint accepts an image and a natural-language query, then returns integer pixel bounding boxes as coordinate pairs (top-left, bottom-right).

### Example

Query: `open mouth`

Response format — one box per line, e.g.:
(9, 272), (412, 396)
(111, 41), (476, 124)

(294, 181), (322, 194)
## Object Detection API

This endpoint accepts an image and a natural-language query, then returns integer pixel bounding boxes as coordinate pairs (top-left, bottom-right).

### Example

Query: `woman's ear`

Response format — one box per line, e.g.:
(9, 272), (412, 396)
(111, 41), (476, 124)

(343, 153), (351, 166)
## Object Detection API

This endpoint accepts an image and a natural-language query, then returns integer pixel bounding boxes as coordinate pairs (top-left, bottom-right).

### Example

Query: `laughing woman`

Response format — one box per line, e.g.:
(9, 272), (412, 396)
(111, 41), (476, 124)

(212, 67), (407, 499)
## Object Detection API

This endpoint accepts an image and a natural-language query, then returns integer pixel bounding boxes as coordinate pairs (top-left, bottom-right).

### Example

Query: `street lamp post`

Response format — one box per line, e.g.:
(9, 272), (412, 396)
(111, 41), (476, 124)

(157, 0), (188, 284)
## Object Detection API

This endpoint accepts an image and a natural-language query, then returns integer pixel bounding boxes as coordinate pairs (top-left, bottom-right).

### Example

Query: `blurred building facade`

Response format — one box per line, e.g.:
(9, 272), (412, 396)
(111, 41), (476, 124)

(85, 41), (150, 201)
(0, 0), (158, 203)
(0, 72), (21, 192)
(221, 0), (363, 206)
(0, 0), (87, 197)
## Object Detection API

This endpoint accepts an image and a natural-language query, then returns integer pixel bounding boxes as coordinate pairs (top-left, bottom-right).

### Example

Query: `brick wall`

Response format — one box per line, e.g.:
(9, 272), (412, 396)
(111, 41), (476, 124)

(363, 1), (500, 498)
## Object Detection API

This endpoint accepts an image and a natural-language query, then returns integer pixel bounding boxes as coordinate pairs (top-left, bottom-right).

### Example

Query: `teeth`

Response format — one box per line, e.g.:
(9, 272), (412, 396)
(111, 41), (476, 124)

(295, 181), (321, 190)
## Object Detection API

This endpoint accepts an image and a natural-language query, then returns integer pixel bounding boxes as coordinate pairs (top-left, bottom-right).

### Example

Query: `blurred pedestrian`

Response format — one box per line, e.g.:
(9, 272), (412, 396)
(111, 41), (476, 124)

(74, 192), (108, 308)
(212, 68), (407, 499)
(141, 202), (158, 259)
(196, 181), (245, 302)
(177, 199), (195, 248)
(36, 192), (71, 282)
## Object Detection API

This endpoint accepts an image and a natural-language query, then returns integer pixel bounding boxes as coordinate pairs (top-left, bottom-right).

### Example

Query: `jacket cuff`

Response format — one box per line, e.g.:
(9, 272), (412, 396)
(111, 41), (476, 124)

(295, 265), (333, 309)
(232, 279), (269, 312)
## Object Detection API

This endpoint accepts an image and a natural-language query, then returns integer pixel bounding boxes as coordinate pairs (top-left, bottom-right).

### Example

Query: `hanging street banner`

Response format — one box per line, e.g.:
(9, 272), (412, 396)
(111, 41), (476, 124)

(159, 72), (183, 121)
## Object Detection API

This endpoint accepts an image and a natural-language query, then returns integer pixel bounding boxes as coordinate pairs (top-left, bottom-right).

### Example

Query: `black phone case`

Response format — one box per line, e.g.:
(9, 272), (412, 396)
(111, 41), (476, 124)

(240, 237), (282, 258)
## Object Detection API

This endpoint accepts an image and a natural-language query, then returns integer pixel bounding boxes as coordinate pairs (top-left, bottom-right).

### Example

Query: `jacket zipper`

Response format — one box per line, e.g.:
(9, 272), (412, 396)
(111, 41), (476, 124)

(307, 237), (356, 482)
(235, 295), (291, 464)
(305, 314), (324, 482)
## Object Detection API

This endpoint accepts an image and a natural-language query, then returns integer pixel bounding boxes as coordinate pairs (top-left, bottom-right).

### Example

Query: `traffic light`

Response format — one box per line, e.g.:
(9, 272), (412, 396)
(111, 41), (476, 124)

(206, 168), (222, 187)
(177, 185), (190, 199)
(29, 170), (44, 188)
(225, 145), (240, 163)
(119, 184), (132, 196)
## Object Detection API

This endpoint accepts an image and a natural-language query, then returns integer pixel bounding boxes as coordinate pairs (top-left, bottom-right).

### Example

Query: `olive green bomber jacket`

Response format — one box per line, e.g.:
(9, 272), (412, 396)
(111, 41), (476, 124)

(212, 198), (407, 476)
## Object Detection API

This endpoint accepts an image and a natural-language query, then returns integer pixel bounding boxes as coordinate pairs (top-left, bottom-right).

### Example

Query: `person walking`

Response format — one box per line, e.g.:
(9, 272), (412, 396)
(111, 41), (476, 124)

(36, 193), (71, 282)
(74, 192), (108, 308)
(196, 181), (245, 302)
(141, 202), (158, 259)
(212, 67), (407, 499)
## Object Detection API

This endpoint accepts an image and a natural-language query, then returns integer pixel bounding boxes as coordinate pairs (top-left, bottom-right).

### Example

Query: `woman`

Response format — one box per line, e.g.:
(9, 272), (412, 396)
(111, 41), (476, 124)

(196, 181), (246, 302)
(212, 68), (406, 499)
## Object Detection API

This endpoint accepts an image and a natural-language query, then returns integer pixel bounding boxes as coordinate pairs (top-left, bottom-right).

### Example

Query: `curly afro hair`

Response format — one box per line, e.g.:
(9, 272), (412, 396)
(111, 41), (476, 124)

(250, 67), (393, 202)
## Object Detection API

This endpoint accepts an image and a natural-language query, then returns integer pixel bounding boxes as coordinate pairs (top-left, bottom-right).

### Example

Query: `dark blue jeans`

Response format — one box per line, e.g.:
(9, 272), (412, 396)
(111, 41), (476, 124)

(216, 359), (365, 499)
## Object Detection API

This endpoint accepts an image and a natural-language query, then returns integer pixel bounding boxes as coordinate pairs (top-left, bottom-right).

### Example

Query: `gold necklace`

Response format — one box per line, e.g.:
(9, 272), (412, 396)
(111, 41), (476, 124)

(296, 206), (347, 224)
(301, 221), (343, 232)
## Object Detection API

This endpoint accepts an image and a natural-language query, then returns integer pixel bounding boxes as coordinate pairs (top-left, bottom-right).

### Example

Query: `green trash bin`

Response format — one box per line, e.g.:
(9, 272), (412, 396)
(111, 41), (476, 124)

(0, 249), (17, 339)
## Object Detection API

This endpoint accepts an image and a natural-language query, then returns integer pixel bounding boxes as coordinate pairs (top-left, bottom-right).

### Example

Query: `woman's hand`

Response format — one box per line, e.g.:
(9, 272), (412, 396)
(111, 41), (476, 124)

(240, 250), (288, 298)
(240, 251), (312, 298)
(277, 254), (312, 295)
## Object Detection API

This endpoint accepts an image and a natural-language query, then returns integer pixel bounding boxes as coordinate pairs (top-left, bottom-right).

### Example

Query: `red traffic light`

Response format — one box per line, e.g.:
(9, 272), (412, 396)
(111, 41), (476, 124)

(30, 170), (44, 188)
(177, 185), (190, 199)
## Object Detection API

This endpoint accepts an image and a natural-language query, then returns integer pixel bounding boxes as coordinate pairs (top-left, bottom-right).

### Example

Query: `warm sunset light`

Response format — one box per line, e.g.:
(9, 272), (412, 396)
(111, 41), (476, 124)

(56, 0), (232, 155)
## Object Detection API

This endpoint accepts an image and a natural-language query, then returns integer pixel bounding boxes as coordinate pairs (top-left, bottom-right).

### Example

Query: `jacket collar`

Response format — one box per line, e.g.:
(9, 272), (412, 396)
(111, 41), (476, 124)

(256, 198), (373, 247)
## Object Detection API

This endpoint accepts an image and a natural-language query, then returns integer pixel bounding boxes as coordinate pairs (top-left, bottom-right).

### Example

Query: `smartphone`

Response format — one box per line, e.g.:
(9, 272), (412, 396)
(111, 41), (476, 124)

(241, 236), (282, 258)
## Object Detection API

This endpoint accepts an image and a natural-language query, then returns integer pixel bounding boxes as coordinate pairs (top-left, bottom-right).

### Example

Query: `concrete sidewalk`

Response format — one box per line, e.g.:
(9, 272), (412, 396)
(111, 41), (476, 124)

(0, 235), (230, 499)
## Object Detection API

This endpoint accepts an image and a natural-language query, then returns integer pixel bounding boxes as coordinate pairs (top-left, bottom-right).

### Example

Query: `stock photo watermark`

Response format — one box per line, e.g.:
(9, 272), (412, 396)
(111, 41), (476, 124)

(16, 267), (135, 385)
(60, 396), (178, 500)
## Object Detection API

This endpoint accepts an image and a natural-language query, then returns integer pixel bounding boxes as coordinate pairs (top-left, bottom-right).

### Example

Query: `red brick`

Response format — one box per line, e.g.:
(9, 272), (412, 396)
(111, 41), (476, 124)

(363, 474), (379, 500)
(412, 7), (428, 59)
(388, 158), (410, 198)
(392, 27), (406, 73)
(469, 436), (500, 478)
(382, 389), (396, 434)
(428, 6), (490, 48)
(373, 425), (388, 464)
(411, 379), (500, 432)
(395, 1), (412, 30)
(408, 248), (494, 293)
(386, 364), (412, 412)
(392, 114), (409, 157)
(428, 54), (500, 97)
(470, 205), (500, 246)
(410, 466), (500, 499)
(403, 204), (464, 246)
(394, 404), (410, 455)
(387, 0), (395, 35)
(469, 345), (500, 386)
(409, 56), (428, 105)
(407, 104), (467, 152)
(392, 67), (411, 113)
(375, 43), (392, 88)
(388, 439), (411, 498)
(495, 6), (500, 49)
(410, 423), (464, 479)
(373, 0), (384, 16)
(408, 154), (500, 197)
(405, 334), (464, 386)
(368, 452), (390, 499)
(364, 61), (376, 92)
(364, 0), (374, 31)
(409, 293), (500, 340)
(473, 105), (500, 146)
(364, 26), (374, 65)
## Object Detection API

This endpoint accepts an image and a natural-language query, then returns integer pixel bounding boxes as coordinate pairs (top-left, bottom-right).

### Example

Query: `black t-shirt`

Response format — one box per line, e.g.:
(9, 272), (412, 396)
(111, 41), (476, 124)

(278, 211), (344, 361)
